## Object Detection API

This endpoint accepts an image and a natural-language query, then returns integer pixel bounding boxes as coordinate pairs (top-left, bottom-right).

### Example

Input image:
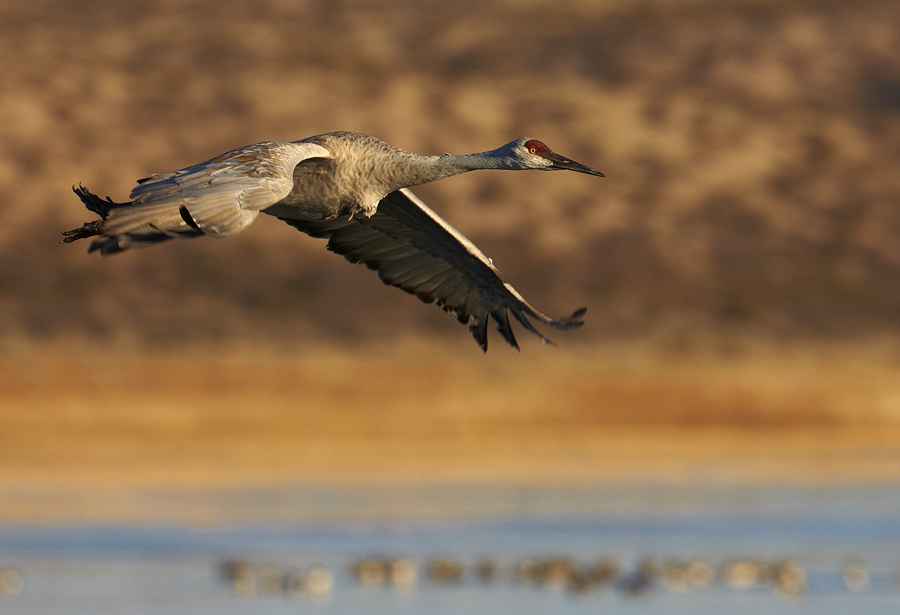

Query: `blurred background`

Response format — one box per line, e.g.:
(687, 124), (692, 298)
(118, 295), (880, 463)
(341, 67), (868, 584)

(4, 0), (900, 348)
(2, 0), (900, 611)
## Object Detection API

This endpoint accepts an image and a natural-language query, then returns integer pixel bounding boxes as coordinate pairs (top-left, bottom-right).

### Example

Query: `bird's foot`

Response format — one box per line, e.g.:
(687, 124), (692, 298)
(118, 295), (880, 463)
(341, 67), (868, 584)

(60, 221), (103, 243)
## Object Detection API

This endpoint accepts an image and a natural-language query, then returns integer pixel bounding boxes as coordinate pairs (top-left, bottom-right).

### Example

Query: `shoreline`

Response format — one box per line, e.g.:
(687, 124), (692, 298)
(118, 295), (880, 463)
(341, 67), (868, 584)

(1, 342), (899, 522)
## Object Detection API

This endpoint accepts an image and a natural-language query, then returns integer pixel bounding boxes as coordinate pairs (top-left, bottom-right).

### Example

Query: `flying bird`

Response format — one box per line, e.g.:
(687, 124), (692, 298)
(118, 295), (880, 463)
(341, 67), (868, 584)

(63, 131), (604, 351)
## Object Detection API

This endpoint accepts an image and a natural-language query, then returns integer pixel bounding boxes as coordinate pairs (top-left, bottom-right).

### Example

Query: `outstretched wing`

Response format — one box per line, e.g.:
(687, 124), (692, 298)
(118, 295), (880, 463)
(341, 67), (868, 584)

(65, 141), (330, 254)
(268, 188), (585, 351)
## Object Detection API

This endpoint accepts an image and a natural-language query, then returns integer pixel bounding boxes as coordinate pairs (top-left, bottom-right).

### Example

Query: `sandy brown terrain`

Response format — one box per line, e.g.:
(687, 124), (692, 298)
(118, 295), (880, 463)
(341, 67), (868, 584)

(2, 341), (899, 522)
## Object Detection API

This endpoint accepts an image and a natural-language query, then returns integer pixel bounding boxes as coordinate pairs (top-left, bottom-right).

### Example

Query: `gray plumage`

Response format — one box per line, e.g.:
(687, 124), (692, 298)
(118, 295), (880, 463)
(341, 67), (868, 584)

(63, 131), (604, 351)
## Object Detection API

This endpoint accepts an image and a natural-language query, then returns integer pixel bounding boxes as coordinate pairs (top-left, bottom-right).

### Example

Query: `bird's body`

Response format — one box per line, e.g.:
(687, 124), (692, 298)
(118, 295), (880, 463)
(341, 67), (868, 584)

(280, 132), (415, 219)
(64, 131), (603, 351)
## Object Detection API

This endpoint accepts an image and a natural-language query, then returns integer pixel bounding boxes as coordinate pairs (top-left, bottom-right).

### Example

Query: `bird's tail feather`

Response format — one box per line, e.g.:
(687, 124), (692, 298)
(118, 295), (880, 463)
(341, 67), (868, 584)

(62, 185), (203, 254)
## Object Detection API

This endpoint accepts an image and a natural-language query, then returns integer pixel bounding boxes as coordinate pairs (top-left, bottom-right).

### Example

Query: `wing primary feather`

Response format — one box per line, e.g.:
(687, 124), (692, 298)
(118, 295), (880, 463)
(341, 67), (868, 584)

(491, 308), (519, 350)
(510, 309), (557, 347)
(544, 307), (588, 330)
(469, 307), (489, 352)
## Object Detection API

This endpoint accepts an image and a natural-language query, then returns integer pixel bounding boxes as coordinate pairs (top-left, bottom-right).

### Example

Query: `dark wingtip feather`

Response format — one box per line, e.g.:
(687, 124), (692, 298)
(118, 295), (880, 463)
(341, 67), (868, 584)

(492, 308), (520, 351)
(545, 307), (587, 330)
(510, 309), (557, 347)
(469, 316), (489, 352)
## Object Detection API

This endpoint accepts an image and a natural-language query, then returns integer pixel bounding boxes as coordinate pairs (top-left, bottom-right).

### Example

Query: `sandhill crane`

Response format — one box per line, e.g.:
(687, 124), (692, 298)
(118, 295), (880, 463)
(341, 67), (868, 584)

(63, 131), (604, 351)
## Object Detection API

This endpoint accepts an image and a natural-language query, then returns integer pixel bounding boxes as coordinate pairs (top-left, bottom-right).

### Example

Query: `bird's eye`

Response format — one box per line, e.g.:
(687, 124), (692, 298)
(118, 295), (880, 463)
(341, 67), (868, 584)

(524, 139), (547, 156)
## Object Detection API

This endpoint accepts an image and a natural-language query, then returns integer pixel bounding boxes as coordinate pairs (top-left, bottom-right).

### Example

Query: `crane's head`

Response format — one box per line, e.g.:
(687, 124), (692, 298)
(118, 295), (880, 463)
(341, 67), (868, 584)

(509, 137), (604, 176)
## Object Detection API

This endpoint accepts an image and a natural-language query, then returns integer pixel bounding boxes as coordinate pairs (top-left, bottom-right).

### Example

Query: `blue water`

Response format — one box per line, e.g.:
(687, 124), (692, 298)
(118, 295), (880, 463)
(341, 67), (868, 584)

(0, 484), (899, 614)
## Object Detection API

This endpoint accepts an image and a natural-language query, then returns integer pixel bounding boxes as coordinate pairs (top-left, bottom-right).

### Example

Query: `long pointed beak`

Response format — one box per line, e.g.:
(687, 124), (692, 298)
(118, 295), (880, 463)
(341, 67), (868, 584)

(545, 151), (605, 177)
